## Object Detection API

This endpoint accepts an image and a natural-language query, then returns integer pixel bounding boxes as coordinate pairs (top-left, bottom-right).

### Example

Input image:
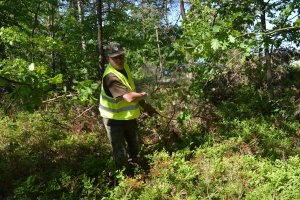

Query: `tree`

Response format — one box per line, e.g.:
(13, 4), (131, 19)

(97, 0), (105, 75)
(180, 0), (186, 18)
(178, 0), (299, 63)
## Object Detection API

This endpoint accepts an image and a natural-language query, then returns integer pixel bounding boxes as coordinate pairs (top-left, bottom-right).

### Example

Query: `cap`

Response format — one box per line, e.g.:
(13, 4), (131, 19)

(105, 42), (125, 57)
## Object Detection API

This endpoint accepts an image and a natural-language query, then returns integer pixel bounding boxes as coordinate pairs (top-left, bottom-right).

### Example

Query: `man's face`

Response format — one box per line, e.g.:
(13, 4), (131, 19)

(109, 54), (125, 70)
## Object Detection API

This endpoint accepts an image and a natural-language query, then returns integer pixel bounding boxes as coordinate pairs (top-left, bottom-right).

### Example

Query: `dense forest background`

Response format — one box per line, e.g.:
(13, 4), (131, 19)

(0, 0), (300, 199)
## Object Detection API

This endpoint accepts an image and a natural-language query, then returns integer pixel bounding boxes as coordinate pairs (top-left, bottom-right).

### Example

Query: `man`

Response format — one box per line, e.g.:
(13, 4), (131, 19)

(99, 42), (156, 172)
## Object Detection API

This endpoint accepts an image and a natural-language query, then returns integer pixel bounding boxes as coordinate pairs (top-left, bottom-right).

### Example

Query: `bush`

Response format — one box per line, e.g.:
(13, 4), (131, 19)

(0, 108), (112, 199)
(105, 141), (300, 199)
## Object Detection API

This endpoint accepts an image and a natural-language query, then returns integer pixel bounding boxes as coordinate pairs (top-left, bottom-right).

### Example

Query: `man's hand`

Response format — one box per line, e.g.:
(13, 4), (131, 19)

(123, 92), (148, 103)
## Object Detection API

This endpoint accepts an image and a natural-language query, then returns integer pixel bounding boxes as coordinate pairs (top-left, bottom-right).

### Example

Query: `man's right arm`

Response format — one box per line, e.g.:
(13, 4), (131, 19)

(104, 73), (148, 103)
(122, 92), (148, 103)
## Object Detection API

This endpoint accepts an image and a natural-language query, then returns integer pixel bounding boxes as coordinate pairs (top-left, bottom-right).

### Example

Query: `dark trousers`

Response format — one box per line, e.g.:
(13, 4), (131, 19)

(103, 118), (140, 169)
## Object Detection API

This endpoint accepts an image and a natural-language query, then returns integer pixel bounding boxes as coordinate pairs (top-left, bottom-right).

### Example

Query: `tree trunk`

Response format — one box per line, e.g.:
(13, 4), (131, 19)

(31, 0), (41, 62)
(163, 0), (169, 27)
(259, 0), (269, 58)
(259, 0), (273, 97)
(141, 0), (146, 37)
(96, 0), (105, 76)
(155, 26), (163, 78)
(107, 0), (111, 11)
(49, 1), (56, 74)
(77, 0), (86, 50)
(180, 0), (186, 18)
(259, 0), (271, 75)
(107, 0), (111, 42)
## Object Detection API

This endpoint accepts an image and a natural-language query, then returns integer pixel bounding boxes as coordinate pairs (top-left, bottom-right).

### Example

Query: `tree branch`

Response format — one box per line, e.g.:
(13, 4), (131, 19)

(263, 26), (300, 35)
(0, 75), (33, 88)
(72, 105), (95, 121)
(241, 26), (300, 37)
(42, 94), (74, 103)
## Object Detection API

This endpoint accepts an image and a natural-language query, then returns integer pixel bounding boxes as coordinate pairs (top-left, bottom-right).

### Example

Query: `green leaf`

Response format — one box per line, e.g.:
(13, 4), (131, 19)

(63, 86), (67, 93)
(19, 86), (31, 96)
(212, 26), (221, 33)
(48, 74), (63, 84)
(90, 83), (99, 90)
(36, 66), (47, 75)
(228, 35), (235, 43)
(240, 43), (247, 49)
(222, 42), (228, 50)
(0, 79), (7, 87)
(211, 39), (221, 51)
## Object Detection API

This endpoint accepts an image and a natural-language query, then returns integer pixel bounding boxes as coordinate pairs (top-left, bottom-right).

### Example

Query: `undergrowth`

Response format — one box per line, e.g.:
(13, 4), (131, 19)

(0, 62), (299, 199)
(0, 109), (113, 199)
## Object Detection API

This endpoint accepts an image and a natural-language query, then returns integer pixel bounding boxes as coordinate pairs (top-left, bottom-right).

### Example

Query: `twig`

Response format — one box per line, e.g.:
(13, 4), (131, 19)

(42, 94), (74, 103)
(40, 110), (70, 130)
(150, 86), (160, 96)
(73, 105), (95, 121)
(263, 26), (300, 35)
(166, 103), (176, 129)
(240, 26), (300, 37)
(154, 26), (163, 77)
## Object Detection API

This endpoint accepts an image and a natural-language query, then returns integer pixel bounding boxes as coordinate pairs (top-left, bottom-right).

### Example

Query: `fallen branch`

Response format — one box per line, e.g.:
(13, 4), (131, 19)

(42, 94), (74, 103)
(72, 105), (95, 121)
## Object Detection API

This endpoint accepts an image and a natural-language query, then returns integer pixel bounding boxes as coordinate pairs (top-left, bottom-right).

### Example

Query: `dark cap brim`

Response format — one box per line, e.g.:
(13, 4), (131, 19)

(108, 51), (125, 57)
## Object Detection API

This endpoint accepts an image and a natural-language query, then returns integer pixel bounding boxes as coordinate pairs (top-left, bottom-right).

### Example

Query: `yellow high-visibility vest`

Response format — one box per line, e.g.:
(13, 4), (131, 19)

(99, 63), (141, 120)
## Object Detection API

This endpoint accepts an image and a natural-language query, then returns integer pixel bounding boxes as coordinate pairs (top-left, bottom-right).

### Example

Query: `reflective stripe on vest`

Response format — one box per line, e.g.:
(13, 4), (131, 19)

(99, 63), (140, 120)
(99, 104), (139, 113)
(101, 94), (123, 104)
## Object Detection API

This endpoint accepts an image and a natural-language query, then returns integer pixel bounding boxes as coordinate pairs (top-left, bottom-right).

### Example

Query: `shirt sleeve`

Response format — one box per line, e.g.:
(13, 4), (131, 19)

(103, 73), (129, 98)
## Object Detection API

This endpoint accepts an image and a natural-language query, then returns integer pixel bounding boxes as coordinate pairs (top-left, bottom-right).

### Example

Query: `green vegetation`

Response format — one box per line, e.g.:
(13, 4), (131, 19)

(1, 0), (300, 199)
(1, 107), (299, 198)
(0, 109), (112, 198)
